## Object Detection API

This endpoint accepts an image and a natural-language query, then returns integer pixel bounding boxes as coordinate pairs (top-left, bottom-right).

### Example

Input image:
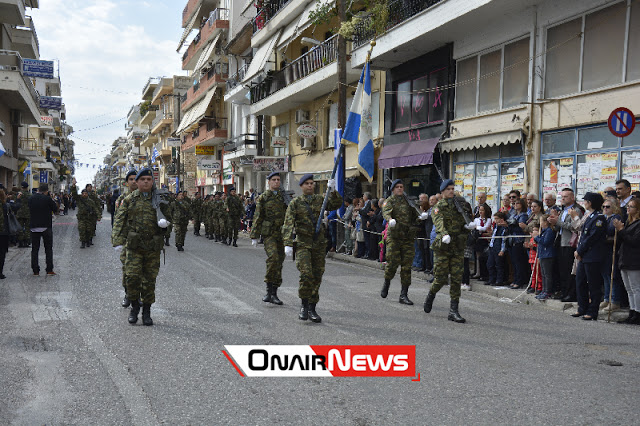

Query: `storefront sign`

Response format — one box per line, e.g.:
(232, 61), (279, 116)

(197, 158), (221, 171)
(23, 59), (54, 79)
(608, 107), (635, 138)
(296, 124), (317, 139)
(39, 96), (62, 110)
(272, 136), (287, 146)
(167, 137), (182, 147)
(41, 116), (53, 127)
(253, 156), (288, 172)
(195, 145), (216, 155)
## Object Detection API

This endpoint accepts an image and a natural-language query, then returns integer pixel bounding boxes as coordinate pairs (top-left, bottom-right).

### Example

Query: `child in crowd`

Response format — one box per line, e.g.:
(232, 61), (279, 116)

(534, 214), (556, 300)
(486, 211), (509, 286)
(525, 226), (543, 294)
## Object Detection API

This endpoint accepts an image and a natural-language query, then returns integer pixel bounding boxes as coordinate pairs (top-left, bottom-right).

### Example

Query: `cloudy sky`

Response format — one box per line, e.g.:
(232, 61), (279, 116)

(30, 0), (189, 186)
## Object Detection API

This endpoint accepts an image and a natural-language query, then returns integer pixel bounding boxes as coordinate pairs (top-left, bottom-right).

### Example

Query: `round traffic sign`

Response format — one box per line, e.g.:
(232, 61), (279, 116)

(608, 107), (636, 138)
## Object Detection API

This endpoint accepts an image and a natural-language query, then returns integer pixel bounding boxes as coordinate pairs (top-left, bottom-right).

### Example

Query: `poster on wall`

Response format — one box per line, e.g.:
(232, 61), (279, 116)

(542, 158), (574, 198)
(454, 164), (475, 204)
(576, 153), (619, 199)
(500, 162), (525, 197)
(476, 163), (499, 213)
(622, 150), (640, 192)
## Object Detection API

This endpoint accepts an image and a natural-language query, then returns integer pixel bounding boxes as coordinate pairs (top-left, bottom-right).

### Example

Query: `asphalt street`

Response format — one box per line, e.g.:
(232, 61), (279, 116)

(1, 210), (638, 425)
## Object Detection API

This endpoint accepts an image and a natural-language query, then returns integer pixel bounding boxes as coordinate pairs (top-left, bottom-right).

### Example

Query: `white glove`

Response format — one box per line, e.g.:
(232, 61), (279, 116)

(327, 178), (336, 190)
(388, 219), (397, 228)
(464, 222), (476, 230)
(251, 239), (258, 247)
(114, 245), (123, 252)
(442, 234), (451, 244)
(285, 246), (294, 257)
(157, 218), (170, 228)
(419, 212), (429, 220)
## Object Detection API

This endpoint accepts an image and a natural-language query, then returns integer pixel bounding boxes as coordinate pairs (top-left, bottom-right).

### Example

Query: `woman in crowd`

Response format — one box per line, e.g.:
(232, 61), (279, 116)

(367, 199), (382, 261)
(508, 198), (529, 289)
(0, 189), (10, 279)
(613, 197), (640, 325)
(354, 199), (366, 258)
(601, 199), (624, 312)
(499, 194), (511, 213)
(342, 198), (354, 256)
(487, 211), (509, 286)
(524, 200), (544, 233)
(534, 215), (556, 300)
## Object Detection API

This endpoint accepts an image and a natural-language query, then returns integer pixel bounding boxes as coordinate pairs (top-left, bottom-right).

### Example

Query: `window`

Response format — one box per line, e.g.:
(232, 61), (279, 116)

(546, 1), (638, 98)
(542, 131), (574, 154)
(328, 96), (353, 148)
(577, 126), (618, 151)
(455, 37), (530, 118)
(272, 123), (288, 156)
(393, 67), (448, 131)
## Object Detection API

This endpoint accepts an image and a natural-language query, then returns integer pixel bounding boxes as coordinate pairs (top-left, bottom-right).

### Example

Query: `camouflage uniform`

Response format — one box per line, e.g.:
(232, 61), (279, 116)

(282, 191), (343, 303)
(212, 198), (226, 239)
(203, 198), (213, 237)
(225, 194), (244, 243)
(111, 189), (170, 305)
(382, 195), (420, 294)
(191, 196), (203, 234)
(15, 190), (31, 246)
(88, 192), (102, 238)
(71, 186), (98, 243)
(171, 199), (190, 247)
(115, 191), (131, 292)
(251, 190), (287, 287)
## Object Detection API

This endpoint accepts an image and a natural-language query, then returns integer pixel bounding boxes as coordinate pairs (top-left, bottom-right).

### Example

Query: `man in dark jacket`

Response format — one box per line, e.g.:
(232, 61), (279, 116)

(28, 183), (58, 275)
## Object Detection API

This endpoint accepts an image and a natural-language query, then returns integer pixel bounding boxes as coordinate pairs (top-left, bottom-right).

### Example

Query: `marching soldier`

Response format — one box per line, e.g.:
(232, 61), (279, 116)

(203, 195), (213, 239)
(15, 182), (31, 247)
(115, 169), (137, 307)
(423, 179), (475, 323)
(381, 179), (429, 305)
(219, 192), (230, 244)
(191, 192), (203, 236)
(282, 174), (342, 323)
(171, 191), (190, 251)
(225, 186), (243, 247)
(86, 184), (102, 245)
(71, 183), (100, 248)
(112, 168), (171, 326)
(164, 194), (174, 246)
(251, 172), (288, 305)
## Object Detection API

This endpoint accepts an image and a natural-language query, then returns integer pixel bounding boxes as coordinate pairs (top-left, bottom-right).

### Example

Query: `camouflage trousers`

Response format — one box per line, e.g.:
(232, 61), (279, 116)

(204, 217), (212, 235)
(77, 218), (92, 242)
(295, 243), (326, 303)
(263, 234), (285, 286)
(430, 249), (464, 301)
(90, 218), (97, 237)
(227, 216), (240, 240)
(174, 221), (188, 246)
(216, 217), (227, 237)
(125, 248), (160, 304)
(17, 217), (30, 243)
(384, 236), (414, 287)
(193, 219), (201, 233)
(120, 247), (127, 291)
(210, 216), (219, 235)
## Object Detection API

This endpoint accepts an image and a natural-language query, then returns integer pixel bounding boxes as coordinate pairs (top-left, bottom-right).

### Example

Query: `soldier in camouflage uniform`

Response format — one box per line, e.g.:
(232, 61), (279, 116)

(191, 192), (203, 236)
(71, 184), (99, 248)
(208, 192), (219, 240)
(112, 168), (171, 326)
(164, 194), (174, 246)
(381, 179), (429, 305)
(115, 169), (137, 307)
(219, 193), (230, 245)
(203, 195), (213, 238)
(251, 172), (288, 305)
(87, 184), (102, 244)
(171, 192), (190, 251)
(225, 187), (244, 247)
(283, 174), (342, 323)
(15, 182), (31, 247)
(423, 179), (475, 323)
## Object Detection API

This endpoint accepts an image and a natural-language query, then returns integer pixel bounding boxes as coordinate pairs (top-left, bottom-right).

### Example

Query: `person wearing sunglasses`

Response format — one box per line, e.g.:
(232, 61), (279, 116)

(613, 197), (640, 325)
(600, 199), (624, 313)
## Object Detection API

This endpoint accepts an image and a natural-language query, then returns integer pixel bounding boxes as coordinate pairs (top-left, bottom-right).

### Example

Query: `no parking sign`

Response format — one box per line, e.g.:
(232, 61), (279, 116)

(608, 107), (636, 138)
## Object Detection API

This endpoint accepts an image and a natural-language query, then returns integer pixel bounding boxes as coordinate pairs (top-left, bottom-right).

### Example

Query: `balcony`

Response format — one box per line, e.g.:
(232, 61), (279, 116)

(151, 111), (174, 134)
(181, 62), (228, 111)
(140, 107), (157, 126)
(223, 133), (258, 160)
(151, 77), (175, 105)
(0, 50), (40, 124)
(226, 63), (250, 92)
(182, 0), (217, 28)
(249, 35), (361, 116)
(252, 0), (291, 34)
(182, 117), (228, 151)
(0, 0), (26, 26)
(142, 77), (161, 100)
(10, 15), (39, 59)
(182, 8), (230, 70)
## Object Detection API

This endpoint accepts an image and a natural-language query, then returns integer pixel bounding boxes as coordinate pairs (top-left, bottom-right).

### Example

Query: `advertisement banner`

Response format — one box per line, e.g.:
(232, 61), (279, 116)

(252, 156), (288, 172)
(23, 59), (54, 79)
(39, 96), (63, 110)
(197, 156), (221, 171)
(195, 145), (216, 155)
(167, 137), (182, 147)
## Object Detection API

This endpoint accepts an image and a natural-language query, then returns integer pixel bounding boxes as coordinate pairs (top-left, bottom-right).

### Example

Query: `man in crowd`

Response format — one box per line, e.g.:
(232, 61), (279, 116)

(282, 174), (342, 323)
(28, 183), (59, 276)
(251, 172), (287, 305)
(16, 182), (31, 247)
(543, 192), (557, 213)
(225, 186), (244, 247)
(360, 192), (372, 257)
(473, 192), (488, 218)
(526, 193), (535, 215)
(616, 179), (632, 221)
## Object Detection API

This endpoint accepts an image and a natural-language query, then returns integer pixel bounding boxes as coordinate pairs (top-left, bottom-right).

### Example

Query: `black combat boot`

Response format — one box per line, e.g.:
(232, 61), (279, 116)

(381, 279), (391, 298)
(164, 237), (170, 246)
(121, 296), (130, 308)
(399, 286), (413, 305)
(87, 239), (92, 247)
(270, 286), (283, 305)
(299, 299), (309, 321)
(423, 291), (436, 313)
(81, 241), (86, 249)
(142, 304), (153, 326)
(177, 245), (184, 252)
(262, 283), (273, 303)
(232, 239), (238, 247)
(128, 300), (140, 324)
(308, 303), (322, 323)
(448, 300), (466, 323)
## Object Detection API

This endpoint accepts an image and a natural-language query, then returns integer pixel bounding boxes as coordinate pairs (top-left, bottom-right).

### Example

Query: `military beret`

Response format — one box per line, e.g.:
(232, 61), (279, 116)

(299, 173), (314, 186)
(81, 189), (87, 194)
(440, 179), (455, 192)
(390, 179), (403, 191)
(125, 169), (137, 180)
(267, 171), (280, 180)
(135, 168), (153, 181)
(229, 186), (236, 192)
(21, 181), (29, 188)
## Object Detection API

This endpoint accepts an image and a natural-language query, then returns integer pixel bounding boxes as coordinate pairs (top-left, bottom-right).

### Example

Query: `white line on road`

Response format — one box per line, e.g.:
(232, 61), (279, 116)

(196, 287), (260, 315)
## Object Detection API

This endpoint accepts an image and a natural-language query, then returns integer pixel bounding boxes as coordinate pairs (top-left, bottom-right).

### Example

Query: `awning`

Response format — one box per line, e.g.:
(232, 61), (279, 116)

(177, 6), (201, 52)
(277, 0), (332, 50)
(194, 34), (222, 73)
(32, 162), (56, 172)
(439, 130), (523, 152)
(176, 88), (217, 135)
(243, 29), (282, 84)
(378, 138), (439, 169)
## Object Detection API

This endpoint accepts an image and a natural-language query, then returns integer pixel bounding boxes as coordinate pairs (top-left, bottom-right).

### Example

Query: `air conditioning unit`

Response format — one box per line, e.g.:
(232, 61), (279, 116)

(300, 137), (315, 150)
(295, 110), (310, 123)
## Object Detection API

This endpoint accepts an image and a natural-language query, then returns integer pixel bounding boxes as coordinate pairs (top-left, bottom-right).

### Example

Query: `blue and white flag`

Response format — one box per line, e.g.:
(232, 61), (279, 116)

(333, 128), (345, 217)
(24, 161), (31, 176)
(0, 141), (5, 158)
(151, 146), (159, 163)
(341, 60), (374, 182)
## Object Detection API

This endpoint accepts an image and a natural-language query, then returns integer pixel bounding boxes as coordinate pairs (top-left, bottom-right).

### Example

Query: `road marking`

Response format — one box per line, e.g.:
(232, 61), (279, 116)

(197, 287), (260, 315)
(32, 292), (73, 322)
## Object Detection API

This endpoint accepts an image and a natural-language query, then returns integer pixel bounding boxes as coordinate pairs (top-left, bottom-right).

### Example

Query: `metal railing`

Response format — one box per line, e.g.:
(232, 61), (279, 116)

(207, 8), (229, 24)
(205, 117), (228, 132)
(206, 62), (228, 79)
(352, 0), (444, 48)
(13, 16), (39, 52)
(252, 0), (291, 34)
(151, 111), (173, 130)
(226, 62), (250, 91)
(251, 34), (338, 103)
(224, 133), (258, 152)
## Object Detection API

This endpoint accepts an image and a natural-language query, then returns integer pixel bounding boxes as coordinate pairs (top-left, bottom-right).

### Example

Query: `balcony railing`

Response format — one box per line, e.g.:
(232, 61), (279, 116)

(0, 50), (41, 107)
(251, 35), (338, 104)
(252, 0), (291, 34)
(151, 112), (173, 130)
(142, 77), (161, 97)
(224, 133), (258, 152)
(13, 16), (39, 52)
(352, 0), (444, 48)
(182, 62), (228, 110)
(182, 8), (230, 67)
(226, 62), (250, 91)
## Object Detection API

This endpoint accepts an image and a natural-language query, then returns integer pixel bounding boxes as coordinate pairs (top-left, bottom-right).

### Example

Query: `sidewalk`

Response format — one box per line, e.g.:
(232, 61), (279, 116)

(327, 252), (631, 322)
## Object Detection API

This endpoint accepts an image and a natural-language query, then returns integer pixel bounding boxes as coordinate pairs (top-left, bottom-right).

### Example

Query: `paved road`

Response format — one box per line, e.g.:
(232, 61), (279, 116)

(1, 211), (638, 425)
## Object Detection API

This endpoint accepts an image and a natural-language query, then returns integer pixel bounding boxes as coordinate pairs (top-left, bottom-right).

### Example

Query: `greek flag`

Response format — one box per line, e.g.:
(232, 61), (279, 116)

(341, 60), (374, 182)
(24, 161), (31, 176)
(0, 140), (5, 158)
(152, 146), (159, 162)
